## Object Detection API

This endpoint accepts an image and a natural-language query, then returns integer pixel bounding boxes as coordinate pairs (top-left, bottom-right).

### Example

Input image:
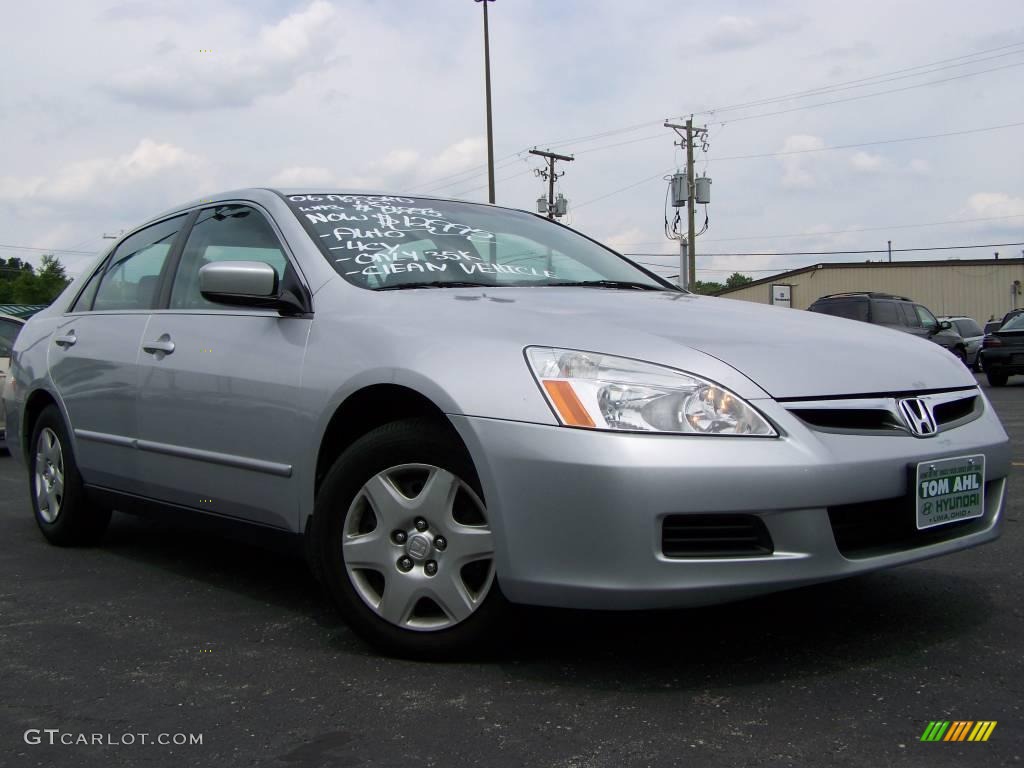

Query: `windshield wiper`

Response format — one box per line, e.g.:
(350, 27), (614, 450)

(375, 280), (493, 291)
(545, 280), (667, 291)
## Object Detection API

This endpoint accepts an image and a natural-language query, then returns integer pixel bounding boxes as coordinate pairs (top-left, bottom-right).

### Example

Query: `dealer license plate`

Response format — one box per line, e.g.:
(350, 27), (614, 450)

(915, 454), (985, 530)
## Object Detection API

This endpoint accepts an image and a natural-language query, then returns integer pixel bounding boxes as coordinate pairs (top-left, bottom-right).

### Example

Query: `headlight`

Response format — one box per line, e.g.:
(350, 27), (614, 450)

(525, 347), (776, 436)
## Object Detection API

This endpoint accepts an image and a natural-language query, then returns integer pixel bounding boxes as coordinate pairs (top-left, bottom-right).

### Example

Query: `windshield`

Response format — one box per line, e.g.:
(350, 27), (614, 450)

(284, 194), (671, 291)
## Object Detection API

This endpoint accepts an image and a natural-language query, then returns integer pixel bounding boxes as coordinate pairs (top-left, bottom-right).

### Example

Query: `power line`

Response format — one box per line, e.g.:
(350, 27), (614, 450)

(625, 241), (1024, 258)
(571, 119), (1024, 210)
(418, 44), (1024, 198)
(680, 45), (1024, 118)
(614, 213), (1024, 249)
(0, 243), (100, 255)
(539, 40), (1024, 150)
(693, 61), (1024, 125)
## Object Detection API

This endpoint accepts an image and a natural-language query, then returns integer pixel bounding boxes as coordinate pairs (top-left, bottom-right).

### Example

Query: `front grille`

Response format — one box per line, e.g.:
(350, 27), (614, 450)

(789, 408), (902, 432)
(662, 514), (773, 558)
(784, 389), (981, 435)
(932, 395), (977, 426)
(828, 482), (994, 558)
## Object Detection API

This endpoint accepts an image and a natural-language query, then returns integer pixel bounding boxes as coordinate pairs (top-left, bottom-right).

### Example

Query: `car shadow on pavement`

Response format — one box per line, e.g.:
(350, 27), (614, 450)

(92, 511), (995, 690)
(488, 569), (992, 692)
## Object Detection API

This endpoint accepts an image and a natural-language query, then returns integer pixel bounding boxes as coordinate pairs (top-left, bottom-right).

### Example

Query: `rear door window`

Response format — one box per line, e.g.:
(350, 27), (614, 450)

(870, 301), (900, 325)
(92, 215), (187, 311)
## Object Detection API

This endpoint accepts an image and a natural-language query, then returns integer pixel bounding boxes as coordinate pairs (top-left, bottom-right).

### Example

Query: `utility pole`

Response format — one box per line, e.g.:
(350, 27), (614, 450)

(888, 240), (892, 263)
(529, 148), (574, 219)
(475, 0), (496, 204)
(664, 118), (708, 289)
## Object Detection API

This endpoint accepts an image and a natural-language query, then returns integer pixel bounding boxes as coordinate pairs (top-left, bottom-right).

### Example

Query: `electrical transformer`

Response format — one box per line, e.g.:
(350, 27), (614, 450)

(695, 176), (712, 204)
(554, 193), (568, 217)
(670, 172), (687, 207)
(536, 196), (548, 214)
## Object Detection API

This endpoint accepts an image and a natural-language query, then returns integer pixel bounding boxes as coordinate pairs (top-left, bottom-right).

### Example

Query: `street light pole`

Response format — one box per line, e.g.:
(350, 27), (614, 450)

(475, 0), (496, 204)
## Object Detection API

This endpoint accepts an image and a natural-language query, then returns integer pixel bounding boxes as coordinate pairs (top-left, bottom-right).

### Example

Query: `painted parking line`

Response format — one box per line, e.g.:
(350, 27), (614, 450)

(1013, 462), (1024, 467)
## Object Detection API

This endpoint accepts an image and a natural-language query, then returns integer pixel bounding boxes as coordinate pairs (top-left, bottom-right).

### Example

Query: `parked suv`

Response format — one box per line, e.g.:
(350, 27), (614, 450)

(808, 292), (968, 364)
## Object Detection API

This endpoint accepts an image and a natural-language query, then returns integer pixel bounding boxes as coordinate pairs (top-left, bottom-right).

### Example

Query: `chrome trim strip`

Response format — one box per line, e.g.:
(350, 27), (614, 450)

(75, 429), (292, 477)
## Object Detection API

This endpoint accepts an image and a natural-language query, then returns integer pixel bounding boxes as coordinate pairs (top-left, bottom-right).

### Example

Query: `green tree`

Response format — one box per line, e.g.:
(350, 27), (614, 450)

(724, 272), (754, 289)
(0, 254), (70, 304)
(35, 254), (70, 302)
(691, 280), (725, 295)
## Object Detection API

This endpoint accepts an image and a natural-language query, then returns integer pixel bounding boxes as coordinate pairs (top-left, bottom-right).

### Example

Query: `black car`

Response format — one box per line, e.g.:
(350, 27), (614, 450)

(807, 292), (968, 363)
(979, 312), (1024, 386)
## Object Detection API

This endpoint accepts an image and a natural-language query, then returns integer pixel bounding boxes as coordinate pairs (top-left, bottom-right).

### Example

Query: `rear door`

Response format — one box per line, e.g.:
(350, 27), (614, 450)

(134, 204), (312, 530)
(48, 215), (188, 492)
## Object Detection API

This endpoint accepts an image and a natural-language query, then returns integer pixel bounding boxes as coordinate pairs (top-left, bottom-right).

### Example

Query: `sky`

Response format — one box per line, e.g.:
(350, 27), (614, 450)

(1, 0), (1022, 283)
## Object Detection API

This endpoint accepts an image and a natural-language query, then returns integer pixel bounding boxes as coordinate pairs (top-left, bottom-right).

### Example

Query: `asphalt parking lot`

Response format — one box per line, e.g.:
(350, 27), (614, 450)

(1, 375), (1022, 768)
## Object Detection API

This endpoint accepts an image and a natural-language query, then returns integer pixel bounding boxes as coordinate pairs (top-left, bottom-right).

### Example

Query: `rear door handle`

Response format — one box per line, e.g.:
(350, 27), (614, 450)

(54, 332), (77, 348)
(143, 337), (175, 355)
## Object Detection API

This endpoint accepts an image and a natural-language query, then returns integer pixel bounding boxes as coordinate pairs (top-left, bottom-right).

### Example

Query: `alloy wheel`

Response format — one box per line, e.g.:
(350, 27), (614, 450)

(34, 427), (65, 524)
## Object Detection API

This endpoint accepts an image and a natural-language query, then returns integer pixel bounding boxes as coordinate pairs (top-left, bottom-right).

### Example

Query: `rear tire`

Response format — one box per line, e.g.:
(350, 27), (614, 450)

(311, 418), (507, 659)
(29, 405), (111, 546)
(987, 372), (1008, 387)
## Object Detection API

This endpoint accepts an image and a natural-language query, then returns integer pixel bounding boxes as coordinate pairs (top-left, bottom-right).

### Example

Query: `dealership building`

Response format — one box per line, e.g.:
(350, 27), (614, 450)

(715, 257), (1024, 323)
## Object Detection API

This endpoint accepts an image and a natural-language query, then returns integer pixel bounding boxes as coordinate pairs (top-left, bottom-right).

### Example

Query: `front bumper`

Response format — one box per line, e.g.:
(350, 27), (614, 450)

(449, 396), (1009, 610)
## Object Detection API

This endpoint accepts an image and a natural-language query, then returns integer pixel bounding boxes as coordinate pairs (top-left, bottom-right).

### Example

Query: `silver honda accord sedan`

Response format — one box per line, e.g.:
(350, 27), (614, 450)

(2, 189), (1009, 657)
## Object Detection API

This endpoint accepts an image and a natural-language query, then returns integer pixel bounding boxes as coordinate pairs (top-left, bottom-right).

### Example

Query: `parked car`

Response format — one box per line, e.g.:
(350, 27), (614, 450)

(0, 314), (27, 448)
(980, 312), (1024, 386)
(983, 309), (1024, 337)
(2, 189), (1010, 657)
(808, 292), (968, 364)
(939, 316), (984, 370)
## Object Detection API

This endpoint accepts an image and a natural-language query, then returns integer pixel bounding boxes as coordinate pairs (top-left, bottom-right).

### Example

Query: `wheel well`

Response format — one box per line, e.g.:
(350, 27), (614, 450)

(22, 389), (58, 457)
(314, 385), (457, 495)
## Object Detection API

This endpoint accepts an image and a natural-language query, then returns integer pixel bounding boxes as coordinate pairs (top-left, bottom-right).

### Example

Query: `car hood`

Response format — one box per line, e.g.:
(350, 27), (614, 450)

(351, 286), (977, 399)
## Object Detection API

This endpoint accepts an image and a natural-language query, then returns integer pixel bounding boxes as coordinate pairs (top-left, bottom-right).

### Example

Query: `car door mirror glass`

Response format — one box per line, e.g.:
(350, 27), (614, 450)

(199, 261), (279, 303)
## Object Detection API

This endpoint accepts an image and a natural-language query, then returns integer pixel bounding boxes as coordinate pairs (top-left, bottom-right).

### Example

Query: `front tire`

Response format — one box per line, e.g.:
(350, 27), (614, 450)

(29, 405), (111, 546)
(987, 372), (1008, 387)
(311, 418), (506, 658)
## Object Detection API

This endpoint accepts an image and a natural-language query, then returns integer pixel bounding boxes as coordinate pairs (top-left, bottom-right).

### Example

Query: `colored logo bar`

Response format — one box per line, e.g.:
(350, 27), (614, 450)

(920, 721), (997, 742)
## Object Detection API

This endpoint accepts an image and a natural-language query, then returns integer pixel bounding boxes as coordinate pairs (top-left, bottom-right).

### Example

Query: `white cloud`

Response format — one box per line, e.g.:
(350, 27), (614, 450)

(849, 151), (883, 172)
(427, 138), (486, 178)
(0, 138), (200, 203)
(908, 158), (931, 175)
(105, 1), (337, 110)
(698, 15), (799, 52)
(963, 192), (1024, 218)
(270, 166), (336, 187)
(779, 134), (825, 189)
(603, 227), (649, 253)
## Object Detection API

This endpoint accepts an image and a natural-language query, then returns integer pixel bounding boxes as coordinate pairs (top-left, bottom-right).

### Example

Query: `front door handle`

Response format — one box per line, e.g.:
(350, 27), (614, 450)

(54, 332), (77, 348)
(142, 336), (175, 356)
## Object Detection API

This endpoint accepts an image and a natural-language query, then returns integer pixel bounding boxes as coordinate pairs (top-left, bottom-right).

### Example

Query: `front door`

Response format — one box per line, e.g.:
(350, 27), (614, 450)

(135, 204), (311, 530)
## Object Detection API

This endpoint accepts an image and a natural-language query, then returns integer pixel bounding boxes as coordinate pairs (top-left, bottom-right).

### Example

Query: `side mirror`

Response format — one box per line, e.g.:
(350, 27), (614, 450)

(939, 320), (952, 331)
(199, 261), (279, 306)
